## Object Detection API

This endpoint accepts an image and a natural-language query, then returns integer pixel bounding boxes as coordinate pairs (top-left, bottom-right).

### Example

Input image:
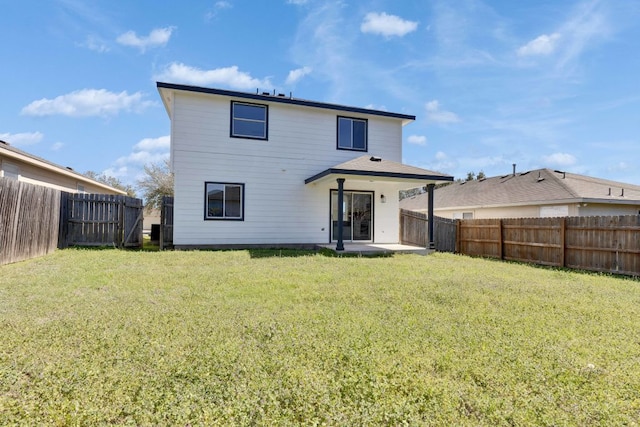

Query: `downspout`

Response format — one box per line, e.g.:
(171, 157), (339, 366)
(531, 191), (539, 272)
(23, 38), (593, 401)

(336, 178), (345, 251)
(427, 183), (435, 250)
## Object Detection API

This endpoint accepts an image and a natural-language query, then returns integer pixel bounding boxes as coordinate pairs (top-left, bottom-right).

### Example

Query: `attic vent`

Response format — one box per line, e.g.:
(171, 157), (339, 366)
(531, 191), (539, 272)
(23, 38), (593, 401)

(0, 140), (9, 145)
(537, 171), (544, 182)
(66, 166), (74, 171)
(262, 92), (270, 96)
(520, 171), (530, 176)
(369, 156), (382, 162)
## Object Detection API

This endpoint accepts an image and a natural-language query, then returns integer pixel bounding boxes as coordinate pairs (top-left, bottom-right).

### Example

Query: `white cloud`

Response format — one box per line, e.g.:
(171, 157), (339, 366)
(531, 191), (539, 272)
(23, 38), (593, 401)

(155, 63), (272, 90)
(106, 135), (171, 184)
(116, 26), (175, 52)
(116, 135), (170, 167)
(407, 135), (427, 146)
(287, 0), (308, 4)
(543, 152), (577, 166)
(206, 1), (232, 20)
(516, 2), (612, 69)
(21, 89), (154, 117)
(285, 66), (312, 85)
(425, 151), (456, 173)
(102, 166), (129, 179)
(364, 104), (387, 111)
(51, 142), (64, 151)
(555, 1), (610, 69)
(517, 33), (561, 56)
(133, 136), (170, 152)
(360, 12), (418, 37)
(425, 100), (460, 124)
(80, 34), (110, 53)
(0, 131), (44, 147)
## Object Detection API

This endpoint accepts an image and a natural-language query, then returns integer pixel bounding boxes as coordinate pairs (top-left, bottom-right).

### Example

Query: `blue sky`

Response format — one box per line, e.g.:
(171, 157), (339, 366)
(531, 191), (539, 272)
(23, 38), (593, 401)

(2, 0), (640, 189)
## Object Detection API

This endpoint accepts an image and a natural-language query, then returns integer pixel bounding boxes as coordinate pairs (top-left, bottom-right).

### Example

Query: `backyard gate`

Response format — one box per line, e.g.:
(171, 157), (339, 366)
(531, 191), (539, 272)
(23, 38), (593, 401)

(58, 193), (143, 248)
(160, 196), (174, 250)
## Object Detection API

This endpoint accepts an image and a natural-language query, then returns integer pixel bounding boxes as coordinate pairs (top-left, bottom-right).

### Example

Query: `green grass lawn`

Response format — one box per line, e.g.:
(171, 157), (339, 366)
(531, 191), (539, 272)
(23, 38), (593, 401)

(1, 249), (639, 426)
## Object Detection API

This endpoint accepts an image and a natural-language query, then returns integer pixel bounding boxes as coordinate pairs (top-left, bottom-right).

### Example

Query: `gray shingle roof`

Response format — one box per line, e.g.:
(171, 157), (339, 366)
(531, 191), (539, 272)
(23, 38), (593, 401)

(305, 155), (453, 184)
(400, 168), (640, 211)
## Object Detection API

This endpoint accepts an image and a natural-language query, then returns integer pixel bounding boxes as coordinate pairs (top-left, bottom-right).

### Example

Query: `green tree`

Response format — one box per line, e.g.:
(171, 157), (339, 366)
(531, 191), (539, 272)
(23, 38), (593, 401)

(137, 159), (174, 211)
(83, 171), (137, 197)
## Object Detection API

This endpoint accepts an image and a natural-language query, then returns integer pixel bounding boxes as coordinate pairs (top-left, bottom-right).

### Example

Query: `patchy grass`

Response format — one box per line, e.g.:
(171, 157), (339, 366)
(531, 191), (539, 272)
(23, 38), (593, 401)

(1, 249), (639, 425)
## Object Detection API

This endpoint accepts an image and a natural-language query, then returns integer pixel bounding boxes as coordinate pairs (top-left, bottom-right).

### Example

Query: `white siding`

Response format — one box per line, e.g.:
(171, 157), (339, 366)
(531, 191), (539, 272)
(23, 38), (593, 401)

(171, 91), (406, 245)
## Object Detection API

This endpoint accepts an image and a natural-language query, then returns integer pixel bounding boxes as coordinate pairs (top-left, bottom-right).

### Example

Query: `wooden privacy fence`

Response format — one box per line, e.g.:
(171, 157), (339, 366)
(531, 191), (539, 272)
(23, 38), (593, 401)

(58, 193), (143, 248)
(0, 178), (60, 265)
(399, 209), (456, 252)
(457, 215), (640, 276)
(159, 196), (174, 250)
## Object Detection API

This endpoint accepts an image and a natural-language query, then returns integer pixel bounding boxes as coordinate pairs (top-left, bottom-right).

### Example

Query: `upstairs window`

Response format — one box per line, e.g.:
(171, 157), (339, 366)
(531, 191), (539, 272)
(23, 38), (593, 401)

(337, 116), (367, 151)
(231, 102), (268, 140)
(205, 182), (244, 220)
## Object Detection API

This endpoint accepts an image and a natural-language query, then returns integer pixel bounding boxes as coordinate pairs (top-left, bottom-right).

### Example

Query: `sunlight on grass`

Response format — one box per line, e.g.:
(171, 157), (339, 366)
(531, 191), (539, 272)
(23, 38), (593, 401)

(1, 249), (639, 425)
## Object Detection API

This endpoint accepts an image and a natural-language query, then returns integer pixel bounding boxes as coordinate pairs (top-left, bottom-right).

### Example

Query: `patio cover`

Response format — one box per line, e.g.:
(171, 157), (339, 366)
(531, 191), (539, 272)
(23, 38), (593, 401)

(305, 155), (453, 250)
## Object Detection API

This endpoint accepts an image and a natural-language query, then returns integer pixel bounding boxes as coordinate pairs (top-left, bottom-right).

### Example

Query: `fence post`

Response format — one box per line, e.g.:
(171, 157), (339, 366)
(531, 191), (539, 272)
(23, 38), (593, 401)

(118, 197), (124, 248)
(58, 192), (69, 248)
(455, 220), (461, 253)
(498, 219), (504, 260)
(560, 217), (566, 268)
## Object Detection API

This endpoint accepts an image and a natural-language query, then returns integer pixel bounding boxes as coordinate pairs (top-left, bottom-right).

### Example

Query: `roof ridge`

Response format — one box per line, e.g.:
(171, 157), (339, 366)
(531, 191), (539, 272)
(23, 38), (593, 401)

(543, 168), (580, 198)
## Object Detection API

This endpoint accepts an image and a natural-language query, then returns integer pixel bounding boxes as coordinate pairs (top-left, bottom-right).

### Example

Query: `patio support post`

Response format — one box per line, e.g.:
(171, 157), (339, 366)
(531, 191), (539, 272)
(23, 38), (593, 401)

(427, 183), (435, 250)
(336, 178), (345, 251)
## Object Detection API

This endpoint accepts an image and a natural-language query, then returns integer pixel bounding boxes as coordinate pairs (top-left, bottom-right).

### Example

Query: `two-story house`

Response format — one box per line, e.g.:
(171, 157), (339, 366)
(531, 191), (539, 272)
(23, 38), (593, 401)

(157, 82), (453, 250)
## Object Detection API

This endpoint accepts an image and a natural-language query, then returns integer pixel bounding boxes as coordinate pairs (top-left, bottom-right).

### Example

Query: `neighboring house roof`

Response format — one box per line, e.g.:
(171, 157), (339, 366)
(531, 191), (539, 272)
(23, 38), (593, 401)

(157, 82), (416, 125)
(306, 155), (453, 186)
(401, 168), (640, 211)
(0, 140), (127, 195)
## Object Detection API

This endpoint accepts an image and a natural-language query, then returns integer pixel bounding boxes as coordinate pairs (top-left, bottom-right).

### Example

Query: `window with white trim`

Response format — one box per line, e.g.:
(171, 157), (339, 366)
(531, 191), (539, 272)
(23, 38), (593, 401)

(205, 182), (244, 220)
(1, 162), (19, 180)
(337, 116), (367, 151)
(231, 101), (268, 140)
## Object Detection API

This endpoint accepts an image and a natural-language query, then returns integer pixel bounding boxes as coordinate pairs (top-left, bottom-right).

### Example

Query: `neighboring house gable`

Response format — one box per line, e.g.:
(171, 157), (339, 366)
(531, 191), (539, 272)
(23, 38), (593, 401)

(401, 168), (640, 219)
(157, 82), (453, 248)
(0, 140), (126, 195)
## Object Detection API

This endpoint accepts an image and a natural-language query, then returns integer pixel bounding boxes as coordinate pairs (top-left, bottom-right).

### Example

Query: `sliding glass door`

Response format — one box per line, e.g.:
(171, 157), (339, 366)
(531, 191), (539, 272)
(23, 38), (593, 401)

(331, 191), (373, 242)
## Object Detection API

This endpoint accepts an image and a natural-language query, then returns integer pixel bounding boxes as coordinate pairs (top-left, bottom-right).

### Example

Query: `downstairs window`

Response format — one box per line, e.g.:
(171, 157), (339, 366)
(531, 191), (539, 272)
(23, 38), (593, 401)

(205, 182), (244, 220)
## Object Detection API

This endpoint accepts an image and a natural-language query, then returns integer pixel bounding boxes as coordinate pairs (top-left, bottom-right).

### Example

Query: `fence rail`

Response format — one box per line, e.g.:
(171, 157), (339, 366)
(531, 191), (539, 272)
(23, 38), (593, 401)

(399, 209), (457, 252)
(456, 215), (640, 276)
(1, 178), (60, 265)
(58, 193), (143, 249)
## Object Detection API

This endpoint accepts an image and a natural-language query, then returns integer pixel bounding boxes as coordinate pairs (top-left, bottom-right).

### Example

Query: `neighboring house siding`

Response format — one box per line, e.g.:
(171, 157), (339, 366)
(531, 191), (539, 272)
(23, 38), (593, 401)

(0, 155), (116, 194)
(578, 203), (640, 217)
(434, 206), (542, 220)
(171, 92), (404, 245)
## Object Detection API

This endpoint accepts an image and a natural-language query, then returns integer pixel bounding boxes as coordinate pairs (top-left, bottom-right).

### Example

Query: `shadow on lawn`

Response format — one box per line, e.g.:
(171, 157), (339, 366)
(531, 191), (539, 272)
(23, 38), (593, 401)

(248, 248), (392, 259)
